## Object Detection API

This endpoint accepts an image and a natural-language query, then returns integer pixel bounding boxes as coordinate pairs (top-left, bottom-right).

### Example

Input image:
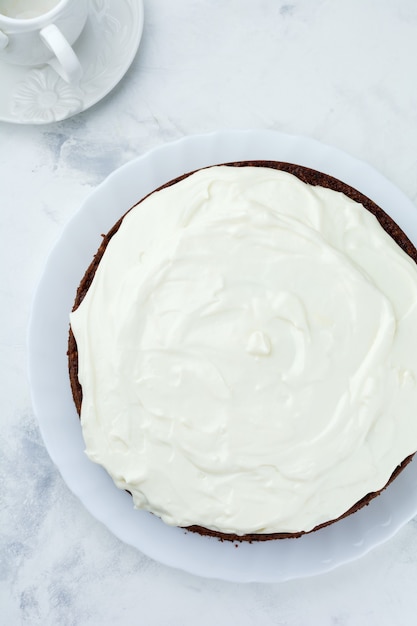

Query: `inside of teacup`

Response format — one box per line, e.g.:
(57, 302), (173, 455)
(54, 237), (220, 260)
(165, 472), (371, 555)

(0, 0), (61, 20)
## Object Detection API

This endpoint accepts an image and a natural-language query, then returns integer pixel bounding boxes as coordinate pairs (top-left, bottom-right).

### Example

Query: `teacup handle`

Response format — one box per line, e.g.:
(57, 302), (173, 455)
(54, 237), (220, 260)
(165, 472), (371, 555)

(39, 24), (82, 85)
(0, 30), (8, 50)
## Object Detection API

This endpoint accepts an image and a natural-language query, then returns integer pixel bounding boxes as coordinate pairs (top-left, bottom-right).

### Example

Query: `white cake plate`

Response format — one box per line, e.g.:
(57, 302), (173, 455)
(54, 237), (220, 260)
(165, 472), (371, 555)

(0, 0), (144, 124)
(28, 130), (417, 582)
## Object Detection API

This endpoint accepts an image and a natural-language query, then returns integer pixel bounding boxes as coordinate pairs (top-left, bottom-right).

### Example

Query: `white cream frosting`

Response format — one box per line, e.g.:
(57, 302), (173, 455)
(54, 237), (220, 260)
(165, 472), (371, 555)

(70, 165), (417, 535)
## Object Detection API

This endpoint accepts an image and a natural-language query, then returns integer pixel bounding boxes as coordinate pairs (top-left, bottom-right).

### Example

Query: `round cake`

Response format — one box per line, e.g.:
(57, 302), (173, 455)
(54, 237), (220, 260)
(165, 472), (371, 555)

(68, 161), (417, 540)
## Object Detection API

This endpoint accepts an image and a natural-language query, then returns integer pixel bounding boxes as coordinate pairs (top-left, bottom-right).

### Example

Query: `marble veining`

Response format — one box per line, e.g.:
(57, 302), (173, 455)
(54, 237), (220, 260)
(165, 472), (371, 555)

(2, 0), (417, 623)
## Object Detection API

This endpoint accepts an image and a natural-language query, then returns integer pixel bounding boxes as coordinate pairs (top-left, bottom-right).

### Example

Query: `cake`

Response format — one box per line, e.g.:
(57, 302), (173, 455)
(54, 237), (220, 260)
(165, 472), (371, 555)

(68, 161), (417, 540)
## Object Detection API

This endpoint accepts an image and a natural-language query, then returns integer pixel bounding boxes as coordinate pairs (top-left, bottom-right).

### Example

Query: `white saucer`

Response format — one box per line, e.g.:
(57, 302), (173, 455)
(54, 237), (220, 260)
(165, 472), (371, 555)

(0, 0), (144, 124)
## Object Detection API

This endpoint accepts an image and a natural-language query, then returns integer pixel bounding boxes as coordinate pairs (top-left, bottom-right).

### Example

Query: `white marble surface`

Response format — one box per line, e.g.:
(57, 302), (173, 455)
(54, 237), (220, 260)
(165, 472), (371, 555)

(2, 0), (417, 623)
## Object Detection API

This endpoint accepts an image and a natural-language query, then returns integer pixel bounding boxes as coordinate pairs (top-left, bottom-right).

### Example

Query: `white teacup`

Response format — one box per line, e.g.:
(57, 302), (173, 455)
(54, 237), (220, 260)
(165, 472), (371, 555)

(0, 0), (88, 84)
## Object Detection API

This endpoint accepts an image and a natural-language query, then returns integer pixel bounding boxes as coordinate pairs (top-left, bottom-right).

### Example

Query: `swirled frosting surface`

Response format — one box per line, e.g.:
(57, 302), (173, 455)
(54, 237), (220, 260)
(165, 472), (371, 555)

(70, 166), (417, 534)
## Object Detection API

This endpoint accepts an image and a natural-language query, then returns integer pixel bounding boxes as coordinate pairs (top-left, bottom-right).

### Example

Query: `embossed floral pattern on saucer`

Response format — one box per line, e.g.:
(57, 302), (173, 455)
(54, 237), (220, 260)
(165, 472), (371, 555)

(12, 70), (84, 123)
(0, 0), (144, 124)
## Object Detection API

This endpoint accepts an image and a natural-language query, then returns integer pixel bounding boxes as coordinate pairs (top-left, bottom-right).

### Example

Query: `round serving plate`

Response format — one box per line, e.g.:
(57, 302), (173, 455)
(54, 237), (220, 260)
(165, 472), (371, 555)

(28, 130), (417, 582)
